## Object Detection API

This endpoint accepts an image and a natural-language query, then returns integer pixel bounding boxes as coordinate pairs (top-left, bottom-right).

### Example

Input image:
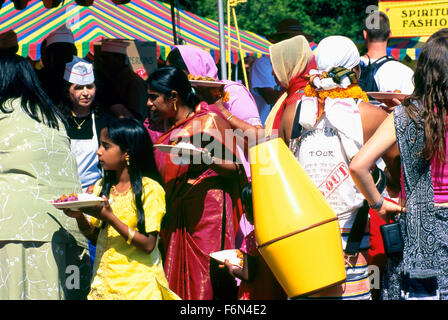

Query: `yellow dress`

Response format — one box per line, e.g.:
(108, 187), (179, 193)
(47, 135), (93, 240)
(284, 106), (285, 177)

(87, 177), (180, 300)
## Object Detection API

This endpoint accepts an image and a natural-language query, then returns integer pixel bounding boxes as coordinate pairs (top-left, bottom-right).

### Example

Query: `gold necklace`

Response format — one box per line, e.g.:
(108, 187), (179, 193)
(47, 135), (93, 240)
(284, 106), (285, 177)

(111, 185), (131, 196)
(72, 117), (87, 130)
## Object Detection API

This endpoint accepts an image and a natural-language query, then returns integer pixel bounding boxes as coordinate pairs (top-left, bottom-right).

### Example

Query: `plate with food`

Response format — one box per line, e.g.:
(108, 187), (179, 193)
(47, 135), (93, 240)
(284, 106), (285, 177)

(189, 80), (225, 87)
(367, 91), (409, 101)
(209, 249), (243, 268)
(154, 142), (206, 158)
(50, 193), (104, 209)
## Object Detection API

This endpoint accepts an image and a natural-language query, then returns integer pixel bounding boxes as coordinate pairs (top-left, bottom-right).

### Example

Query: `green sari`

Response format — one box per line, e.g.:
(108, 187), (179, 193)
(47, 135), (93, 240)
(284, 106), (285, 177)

(0, 98), (91, 299)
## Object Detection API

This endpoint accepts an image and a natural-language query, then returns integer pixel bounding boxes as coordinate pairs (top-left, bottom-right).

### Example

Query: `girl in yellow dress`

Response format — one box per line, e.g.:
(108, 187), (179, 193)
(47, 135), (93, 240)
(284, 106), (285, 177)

(64, 118), (180, 300)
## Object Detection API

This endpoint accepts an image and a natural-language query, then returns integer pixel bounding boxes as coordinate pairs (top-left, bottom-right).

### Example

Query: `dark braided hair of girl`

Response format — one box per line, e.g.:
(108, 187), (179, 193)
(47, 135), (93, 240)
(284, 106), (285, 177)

(100, 117), (162, 235)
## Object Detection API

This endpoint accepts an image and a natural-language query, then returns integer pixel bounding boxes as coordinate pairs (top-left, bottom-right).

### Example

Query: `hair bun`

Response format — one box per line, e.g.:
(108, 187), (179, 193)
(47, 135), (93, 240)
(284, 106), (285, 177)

(186, 91), (199, 108)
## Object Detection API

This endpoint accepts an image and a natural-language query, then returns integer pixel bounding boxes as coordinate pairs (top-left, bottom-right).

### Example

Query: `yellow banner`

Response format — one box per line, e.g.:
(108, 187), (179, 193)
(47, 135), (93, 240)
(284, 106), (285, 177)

(379, 0), (448, 37)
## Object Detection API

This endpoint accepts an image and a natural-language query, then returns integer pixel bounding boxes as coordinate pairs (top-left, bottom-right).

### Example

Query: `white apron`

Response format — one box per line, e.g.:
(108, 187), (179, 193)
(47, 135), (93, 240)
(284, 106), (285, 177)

(71, 113), (102, 192)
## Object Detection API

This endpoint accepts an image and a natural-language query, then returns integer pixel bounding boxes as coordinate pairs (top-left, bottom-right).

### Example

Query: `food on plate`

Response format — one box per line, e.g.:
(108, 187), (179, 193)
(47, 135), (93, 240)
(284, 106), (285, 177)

(53, 193), (78, 203)
(236, 249), (244, 266)
(210, 249), (244, 268)
(175, 142), (199, 150)
(49, 193), (105, 211)
(187, 74), (216, 81)
(393, 89), (402, 93)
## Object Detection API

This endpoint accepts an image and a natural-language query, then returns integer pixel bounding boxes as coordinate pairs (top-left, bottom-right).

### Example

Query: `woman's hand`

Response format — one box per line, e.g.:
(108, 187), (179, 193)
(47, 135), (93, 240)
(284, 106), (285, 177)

(380, 98), (402, 113)
(81, 196), (114, 222)
(62, 208), (83, 219)
(218, 259), (237, 278)
(214, 98), (227, 113)
(376, 198), (404, 223)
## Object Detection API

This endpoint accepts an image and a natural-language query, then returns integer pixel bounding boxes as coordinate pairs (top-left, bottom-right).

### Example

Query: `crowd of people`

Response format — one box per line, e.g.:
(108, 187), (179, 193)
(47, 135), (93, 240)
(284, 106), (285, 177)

(1, 10), (448, 301)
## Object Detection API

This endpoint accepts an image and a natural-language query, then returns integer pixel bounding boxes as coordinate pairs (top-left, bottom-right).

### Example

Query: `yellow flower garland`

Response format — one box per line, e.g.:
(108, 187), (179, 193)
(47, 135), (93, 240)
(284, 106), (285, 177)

(304, 83), (369, 102)
(222, 91), (230, 103)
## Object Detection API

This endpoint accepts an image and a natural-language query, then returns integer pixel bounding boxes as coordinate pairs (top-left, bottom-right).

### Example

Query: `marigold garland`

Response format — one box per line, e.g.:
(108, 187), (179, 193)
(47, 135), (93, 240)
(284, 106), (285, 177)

(304, 83), (369, 102)
(222, 91), (230, 103)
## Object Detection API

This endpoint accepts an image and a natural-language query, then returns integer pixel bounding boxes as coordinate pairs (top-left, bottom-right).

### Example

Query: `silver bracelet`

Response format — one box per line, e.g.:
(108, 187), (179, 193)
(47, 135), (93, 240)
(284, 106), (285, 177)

(369, 195), (384, 210)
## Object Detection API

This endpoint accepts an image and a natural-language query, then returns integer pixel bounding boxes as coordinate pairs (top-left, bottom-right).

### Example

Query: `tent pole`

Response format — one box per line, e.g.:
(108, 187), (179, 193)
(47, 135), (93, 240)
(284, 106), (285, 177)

(170, 0), (178, 45)
(175, 0), (182, 44)
(217, 0), (227, 80)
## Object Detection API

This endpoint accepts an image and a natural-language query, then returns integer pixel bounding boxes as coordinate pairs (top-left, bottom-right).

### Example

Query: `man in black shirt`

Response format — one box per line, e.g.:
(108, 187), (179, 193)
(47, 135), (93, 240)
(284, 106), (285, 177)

(0, 29), (19, 55)
(36, 25), (78, 107)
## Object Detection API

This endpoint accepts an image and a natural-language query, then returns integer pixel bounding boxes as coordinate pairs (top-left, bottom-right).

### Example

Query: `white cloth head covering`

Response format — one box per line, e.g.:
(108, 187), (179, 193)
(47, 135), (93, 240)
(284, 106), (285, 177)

(0, 29), (18, 49)
(46, 25), (75, 46)
(101, 40), (129, 55)
(315, 36), (360, 71)
(300, 36), (364, 159)
(64, 56), (94, 85)
(310, 36), (360, 90)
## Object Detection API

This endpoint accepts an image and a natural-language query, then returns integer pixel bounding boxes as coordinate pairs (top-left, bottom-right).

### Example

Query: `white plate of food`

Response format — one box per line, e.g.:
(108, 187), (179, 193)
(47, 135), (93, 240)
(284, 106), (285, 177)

(367, 91), (409, 100)
(209, 249), (243, 268)
(189, 80), (225, 87)
(50, 193), (104, 209)
(154, 142), (206, 157)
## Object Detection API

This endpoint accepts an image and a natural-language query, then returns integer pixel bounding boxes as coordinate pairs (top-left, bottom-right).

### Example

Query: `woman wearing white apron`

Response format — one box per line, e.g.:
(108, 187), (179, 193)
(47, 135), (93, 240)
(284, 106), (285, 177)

(61, 57), (111, 270)
(61, 57), (108, 191)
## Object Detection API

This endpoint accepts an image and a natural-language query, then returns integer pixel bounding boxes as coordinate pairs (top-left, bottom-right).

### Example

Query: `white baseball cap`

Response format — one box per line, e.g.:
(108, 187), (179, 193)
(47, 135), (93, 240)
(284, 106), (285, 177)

(64, 56), (95, 85)
(46, 25), (75, 46)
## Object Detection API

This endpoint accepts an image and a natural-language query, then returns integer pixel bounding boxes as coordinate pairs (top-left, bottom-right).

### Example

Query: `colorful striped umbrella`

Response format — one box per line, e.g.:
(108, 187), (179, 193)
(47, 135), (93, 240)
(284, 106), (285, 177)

(0, 0), (271, 62)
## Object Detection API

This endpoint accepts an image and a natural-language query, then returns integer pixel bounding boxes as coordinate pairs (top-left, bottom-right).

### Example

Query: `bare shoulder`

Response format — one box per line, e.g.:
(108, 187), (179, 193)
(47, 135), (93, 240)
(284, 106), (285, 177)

(279, 102), (299, 143)
(359, 101), (388, 123)
(359, 100), (386, 115)
(284, 102), (298, 118)
(358, 101), (388, 143)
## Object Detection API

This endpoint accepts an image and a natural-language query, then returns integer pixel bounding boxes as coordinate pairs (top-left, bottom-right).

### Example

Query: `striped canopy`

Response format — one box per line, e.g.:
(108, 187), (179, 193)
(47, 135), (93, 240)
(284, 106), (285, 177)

(386, 36), (428, 60)
(0, 0), (271, 62)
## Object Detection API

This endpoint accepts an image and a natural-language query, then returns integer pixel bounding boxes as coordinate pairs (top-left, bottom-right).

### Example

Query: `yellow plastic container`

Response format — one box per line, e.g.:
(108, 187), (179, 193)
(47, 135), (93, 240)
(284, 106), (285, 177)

(249, 137), (346, 298)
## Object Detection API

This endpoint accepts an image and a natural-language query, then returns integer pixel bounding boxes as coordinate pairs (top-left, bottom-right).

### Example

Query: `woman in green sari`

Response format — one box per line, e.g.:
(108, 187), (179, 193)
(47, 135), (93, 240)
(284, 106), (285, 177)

(0, 54), (91, 299)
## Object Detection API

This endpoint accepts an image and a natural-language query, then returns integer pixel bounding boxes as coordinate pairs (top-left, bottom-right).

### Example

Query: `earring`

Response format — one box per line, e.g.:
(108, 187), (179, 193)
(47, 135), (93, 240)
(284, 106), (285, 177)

(125, 155), (130, 166)
(173, 102), (177, 111)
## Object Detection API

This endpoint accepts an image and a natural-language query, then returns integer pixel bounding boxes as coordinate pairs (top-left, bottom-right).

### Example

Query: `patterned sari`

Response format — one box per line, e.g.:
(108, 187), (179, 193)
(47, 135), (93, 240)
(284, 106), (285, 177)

(145, 102), (245, 300)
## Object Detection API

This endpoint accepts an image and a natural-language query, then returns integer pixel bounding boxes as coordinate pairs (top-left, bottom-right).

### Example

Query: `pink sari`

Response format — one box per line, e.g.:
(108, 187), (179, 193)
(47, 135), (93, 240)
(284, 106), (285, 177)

(145, 102), (245, 300)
